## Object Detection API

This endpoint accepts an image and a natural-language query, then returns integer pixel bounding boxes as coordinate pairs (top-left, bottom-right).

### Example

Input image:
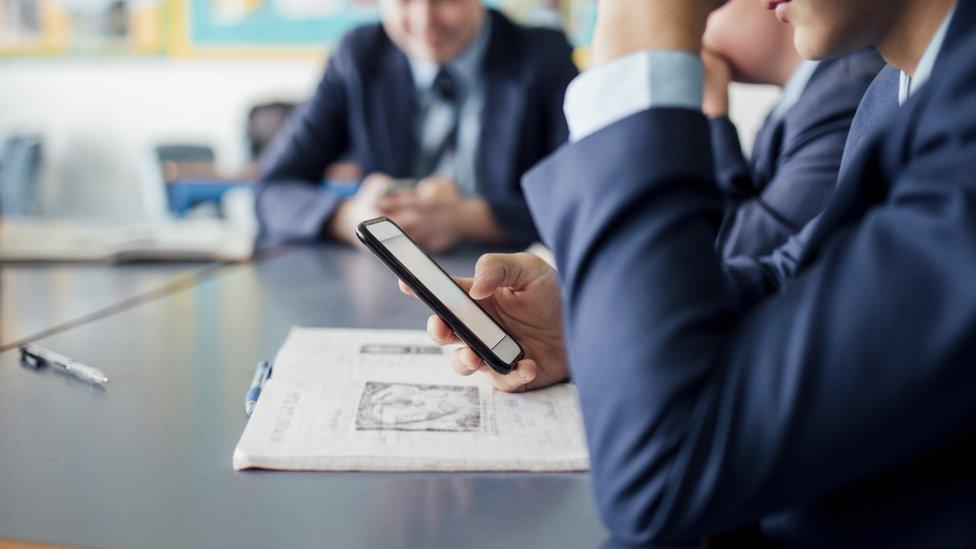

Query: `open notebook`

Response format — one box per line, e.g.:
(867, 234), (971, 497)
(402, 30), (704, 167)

(233, 328), (590, 472)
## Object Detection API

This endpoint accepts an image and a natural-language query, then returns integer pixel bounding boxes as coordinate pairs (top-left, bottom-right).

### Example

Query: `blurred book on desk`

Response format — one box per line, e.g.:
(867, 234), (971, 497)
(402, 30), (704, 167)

(234, 328), (590, 472)
(0, 188), (257, 263)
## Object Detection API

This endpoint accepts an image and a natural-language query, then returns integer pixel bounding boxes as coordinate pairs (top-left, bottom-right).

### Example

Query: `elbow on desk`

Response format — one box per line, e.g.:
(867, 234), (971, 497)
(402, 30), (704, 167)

(591, 452), (706, 547)
(253, 178), (283, 233)
(252, 178), (340, 243)
(583, 388), (730, 546)
(252, 179), (283, 241)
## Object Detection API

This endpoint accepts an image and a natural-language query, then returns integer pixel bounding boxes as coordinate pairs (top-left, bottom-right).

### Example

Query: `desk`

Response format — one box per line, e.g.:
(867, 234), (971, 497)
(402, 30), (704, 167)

(0, 262), (217, 351)
(0, 245), (607, 548)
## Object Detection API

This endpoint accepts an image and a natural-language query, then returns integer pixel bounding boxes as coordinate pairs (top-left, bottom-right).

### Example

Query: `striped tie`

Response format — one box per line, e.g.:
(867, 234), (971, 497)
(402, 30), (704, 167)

(415, 67), (461, 180)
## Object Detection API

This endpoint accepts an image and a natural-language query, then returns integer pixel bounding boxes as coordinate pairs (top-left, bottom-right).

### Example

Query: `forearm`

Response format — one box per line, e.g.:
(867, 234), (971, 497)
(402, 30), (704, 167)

(592, 0), (711, 65)
(718, 109), (852, 258)
(709, 116), (757, 200)
(523, 109), (728, 543)
(253, 51), (351, 243)
(255, 180), (342, 243)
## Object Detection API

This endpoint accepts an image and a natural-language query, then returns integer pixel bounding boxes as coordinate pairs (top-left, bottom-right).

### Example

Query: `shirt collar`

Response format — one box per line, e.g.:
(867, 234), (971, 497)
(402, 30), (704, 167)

(770, 60), (821, 121)
(899, 3), (956, 104)
(409, 14), (492, 95)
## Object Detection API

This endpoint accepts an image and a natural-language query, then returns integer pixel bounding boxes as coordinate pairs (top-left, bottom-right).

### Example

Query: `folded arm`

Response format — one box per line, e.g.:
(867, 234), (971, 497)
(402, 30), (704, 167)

(714, 92), (860, 259)
(255, 50), (352, 242)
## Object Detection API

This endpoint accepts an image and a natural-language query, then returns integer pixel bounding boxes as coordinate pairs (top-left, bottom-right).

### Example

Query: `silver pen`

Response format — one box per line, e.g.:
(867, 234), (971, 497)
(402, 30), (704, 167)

(19, 344), (109, 385)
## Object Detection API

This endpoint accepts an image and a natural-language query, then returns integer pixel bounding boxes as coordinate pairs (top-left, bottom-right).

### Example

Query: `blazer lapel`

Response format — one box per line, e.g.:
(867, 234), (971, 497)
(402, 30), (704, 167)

(376, 48), (418, 177)
(477, 11), (523, 195)
(749, 114), (784, 192)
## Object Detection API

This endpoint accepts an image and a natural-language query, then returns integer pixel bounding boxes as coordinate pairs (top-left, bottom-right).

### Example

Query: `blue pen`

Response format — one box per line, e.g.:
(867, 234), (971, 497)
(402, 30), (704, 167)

(245, 361), (273, 416)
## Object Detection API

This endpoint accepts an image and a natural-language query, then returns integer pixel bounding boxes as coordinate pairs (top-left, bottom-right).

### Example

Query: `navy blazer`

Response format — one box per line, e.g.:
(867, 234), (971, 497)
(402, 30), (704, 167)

(721, 63), (899, 311)
(712, 50), (883, 259)
(255, 10), (577, 246)
(522, 0), (976, 545)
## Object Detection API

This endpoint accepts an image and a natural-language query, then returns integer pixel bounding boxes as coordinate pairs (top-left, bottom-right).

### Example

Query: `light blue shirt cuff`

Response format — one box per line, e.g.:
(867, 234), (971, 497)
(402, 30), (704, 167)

(564, 50), (703, 142)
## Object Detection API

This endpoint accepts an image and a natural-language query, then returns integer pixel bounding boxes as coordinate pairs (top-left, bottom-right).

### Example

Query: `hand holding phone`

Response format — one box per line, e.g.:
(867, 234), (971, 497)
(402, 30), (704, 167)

(357, 217), (523, 374)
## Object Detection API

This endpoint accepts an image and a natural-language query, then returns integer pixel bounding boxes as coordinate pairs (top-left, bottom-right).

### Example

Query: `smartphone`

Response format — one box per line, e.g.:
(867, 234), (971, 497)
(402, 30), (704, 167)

(356, 217), (523, 375)
(381, 178), (418, 196)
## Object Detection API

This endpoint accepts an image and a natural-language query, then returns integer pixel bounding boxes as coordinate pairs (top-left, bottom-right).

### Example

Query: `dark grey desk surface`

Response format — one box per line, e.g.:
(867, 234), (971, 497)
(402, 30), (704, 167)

(0, 245), (607, 548)
(0, 261), (214, 350)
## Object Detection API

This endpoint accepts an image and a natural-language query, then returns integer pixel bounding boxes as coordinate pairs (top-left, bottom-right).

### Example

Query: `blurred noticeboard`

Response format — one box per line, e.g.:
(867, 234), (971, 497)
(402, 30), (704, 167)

(0, 0), (166, 56)
(0, 0), (595, 58)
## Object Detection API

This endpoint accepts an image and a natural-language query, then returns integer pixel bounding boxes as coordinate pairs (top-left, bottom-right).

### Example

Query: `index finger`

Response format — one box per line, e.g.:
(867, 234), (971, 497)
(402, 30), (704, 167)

(469, 252), (547, 300)
(397, 279), (414, 296)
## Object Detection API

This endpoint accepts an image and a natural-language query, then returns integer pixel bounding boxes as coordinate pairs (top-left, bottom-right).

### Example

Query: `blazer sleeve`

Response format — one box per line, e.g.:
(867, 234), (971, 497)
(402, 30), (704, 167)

(521, 104), (976, 544)
(717, 97), (861, 259)
(486, 33), (578, 246)
(709, 115), (757, 200)
(254, 48), (352, 243)
(543, 40), (578, 153)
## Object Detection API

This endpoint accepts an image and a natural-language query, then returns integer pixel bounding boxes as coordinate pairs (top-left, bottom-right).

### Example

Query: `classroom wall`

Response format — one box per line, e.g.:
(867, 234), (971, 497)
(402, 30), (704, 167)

(0, 58), (778, 223)
(0, 57), (323, 222)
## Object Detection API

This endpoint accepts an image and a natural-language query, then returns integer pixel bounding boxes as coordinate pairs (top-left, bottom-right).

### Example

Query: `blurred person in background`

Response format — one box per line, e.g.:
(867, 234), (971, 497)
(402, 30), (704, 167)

(701, 0), (882, 258)
(255, 0), (577, 251)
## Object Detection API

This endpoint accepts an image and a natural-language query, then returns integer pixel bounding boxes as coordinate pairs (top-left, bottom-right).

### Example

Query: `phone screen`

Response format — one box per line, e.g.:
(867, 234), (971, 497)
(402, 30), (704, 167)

(364, 220), (508, 351)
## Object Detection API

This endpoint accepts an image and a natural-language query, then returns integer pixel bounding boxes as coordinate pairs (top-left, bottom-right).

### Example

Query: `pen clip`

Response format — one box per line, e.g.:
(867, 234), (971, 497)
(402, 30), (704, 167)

(19, 346), (46, 369)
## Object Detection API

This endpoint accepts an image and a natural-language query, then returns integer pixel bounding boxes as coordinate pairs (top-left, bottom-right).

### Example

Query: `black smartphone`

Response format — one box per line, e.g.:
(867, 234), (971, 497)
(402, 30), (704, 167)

(356, 217), (523, 375)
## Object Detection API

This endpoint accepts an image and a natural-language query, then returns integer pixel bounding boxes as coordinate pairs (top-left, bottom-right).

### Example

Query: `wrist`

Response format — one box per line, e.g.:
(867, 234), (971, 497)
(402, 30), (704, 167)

(457, 198), (505, 243)
(456, 199), (481, 240)
(327, 200), (356, 243)
(593, 0), (712, 65)
(702, 91), (729, 118)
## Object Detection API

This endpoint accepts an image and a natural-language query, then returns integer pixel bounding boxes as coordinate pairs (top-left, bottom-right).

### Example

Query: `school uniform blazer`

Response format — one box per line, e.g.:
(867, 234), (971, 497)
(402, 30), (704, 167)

(712, 49), (883, 259)
(254, 9), (578, 246)
(520, 0), (976, 545)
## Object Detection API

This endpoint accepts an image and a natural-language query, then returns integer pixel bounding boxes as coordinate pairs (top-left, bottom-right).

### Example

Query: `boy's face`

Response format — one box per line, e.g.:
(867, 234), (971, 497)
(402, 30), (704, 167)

(380, 0), (486, 64)
(763, 0), (891, 59)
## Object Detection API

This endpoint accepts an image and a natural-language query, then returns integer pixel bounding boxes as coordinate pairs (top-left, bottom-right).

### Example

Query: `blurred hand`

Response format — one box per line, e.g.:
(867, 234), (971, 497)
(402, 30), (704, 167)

(399, 252), (569, 393)
(378, 175), (467, 253)
(592, 0), (723, 65)
(701, 49), (732, 118)
(328, 172), (395, 247)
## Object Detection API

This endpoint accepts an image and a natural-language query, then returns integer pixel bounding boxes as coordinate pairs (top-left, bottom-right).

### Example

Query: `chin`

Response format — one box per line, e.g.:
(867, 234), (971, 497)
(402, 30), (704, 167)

(407, 44), (450, 64)
(793, 30), (838, 61)
(794, 23), (873, 62)
(431, 45), (464, 64)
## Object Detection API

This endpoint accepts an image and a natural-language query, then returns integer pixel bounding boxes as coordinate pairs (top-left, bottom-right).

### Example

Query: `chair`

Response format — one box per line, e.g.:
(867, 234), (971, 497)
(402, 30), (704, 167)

(246, 102), (296, 161)
(0, 134), (44, 216)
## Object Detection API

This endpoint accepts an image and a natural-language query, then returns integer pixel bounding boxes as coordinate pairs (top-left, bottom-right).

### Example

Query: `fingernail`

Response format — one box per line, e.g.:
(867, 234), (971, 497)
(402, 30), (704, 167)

(519, 370), (532, 383)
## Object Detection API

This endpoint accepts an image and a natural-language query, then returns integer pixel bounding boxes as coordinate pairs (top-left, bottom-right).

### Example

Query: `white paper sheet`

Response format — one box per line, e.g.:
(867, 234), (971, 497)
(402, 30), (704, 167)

(233, 328), (589, 472)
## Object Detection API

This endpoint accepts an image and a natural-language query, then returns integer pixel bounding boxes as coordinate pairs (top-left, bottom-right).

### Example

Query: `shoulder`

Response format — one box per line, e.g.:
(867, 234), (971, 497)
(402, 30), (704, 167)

(488, 9), (574, 64)
(832, 47), (887, 80)
(784, 50), (884, 130)
(331, 22), (395, 67)
(807, 49), (885, 102)
(908, 26), (976, 145)
(928, 21), (976, 103)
